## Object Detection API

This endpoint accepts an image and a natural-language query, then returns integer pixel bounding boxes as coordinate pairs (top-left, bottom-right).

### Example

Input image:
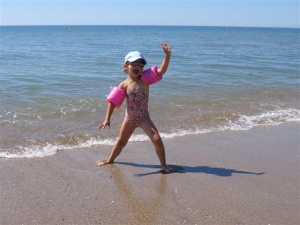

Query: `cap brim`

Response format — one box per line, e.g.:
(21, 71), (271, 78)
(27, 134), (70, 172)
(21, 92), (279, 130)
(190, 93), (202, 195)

(126, 57), (147, 65)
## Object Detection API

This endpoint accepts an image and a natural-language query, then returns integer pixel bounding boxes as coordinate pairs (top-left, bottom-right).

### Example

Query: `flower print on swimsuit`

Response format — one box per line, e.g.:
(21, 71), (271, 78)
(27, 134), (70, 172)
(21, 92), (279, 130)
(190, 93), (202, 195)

(125, 86), (149, 127)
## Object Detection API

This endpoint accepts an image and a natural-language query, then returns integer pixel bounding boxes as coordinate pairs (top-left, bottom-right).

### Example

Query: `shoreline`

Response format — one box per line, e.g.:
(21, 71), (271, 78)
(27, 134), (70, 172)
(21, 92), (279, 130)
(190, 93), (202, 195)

(1, 122), (299, 225)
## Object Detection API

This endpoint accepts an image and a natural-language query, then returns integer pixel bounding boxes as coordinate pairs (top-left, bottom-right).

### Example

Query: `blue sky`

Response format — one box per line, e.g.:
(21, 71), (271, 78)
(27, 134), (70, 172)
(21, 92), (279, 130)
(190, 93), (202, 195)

(1, 0), (299, 28)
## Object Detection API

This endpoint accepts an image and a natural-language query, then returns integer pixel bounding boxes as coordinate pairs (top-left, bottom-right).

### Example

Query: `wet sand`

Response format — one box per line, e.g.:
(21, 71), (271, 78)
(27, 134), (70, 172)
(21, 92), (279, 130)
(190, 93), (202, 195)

(1, 123), (299, 225)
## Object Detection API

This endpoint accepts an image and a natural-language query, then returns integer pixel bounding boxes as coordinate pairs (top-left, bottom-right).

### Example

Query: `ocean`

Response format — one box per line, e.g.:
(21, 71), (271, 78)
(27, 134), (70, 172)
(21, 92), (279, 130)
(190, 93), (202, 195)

(0, 25), (299, 158)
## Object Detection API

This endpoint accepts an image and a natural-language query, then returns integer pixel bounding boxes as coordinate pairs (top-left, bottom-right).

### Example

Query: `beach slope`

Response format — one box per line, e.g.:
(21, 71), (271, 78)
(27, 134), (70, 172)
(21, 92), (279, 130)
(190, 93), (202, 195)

(1, 123), (299, 225)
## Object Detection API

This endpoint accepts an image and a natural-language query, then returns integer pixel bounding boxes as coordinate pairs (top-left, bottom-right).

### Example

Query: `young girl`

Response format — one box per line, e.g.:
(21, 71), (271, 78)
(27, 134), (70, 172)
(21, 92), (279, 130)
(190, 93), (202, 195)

(97, 43), (172, 174)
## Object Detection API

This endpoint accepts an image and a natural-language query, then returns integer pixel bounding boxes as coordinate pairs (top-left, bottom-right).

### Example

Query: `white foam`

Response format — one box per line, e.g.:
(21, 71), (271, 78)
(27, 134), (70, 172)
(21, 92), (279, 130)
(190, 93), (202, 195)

(1, 108), (299, 159)
(0, 138), (117, 159)
(229, 108), (300, 131)
(0, 145), (58, 159)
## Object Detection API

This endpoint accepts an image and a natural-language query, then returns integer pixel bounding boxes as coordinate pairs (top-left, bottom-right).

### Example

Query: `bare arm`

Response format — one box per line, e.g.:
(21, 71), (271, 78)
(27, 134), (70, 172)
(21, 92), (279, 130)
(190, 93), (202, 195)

(98, 102), (116, 130)
(157, 42), (172, 76)
(98, 81), (127, 130)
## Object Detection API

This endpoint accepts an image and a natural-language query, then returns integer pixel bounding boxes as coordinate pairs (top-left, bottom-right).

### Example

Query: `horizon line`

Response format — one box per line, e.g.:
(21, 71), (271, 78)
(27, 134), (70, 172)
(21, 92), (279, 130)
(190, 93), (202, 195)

(0, 24), (299, 29)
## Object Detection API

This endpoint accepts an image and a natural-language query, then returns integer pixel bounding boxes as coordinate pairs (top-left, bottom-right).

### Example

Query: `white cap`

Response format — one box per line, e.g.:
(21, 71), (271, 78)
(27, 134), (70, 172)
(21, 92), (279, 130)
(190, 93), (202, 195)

(124, 51), (147, 64)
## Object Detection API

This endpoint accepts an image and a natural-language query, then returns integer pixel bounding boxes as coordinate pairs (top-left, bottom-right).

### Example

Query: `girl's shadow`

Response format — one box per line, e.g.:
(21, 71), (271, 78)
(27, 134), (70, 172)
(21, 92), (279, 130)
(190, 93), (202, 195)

(115, 162), (265, 177)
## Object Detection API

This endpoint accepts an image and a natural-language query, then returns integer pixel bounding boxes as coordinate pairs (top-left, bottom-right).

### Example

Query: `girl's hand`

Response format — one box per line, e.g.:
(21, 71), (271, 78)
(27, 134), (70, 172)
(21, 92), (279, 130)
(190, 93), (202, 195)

(98, 119), (110, 130)
(161, 42), (171, 55)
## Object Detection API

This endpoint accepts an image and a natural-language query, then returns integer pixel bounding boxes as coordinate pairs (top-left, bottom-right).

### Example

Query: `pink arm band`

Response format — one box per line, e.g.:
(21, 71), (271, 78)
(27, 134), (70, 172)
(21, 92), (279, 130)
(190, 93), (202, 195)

(106, 87), (126, 109)
(141, 66), (162, 85)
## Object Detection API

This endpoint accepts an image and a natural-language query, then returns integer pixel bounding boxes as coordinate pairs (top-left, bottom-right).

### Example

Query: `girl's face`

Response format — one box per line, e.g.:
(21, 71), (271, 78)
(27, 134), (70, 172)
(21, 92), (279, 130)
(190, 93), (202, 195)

(124, 59), (145, 78)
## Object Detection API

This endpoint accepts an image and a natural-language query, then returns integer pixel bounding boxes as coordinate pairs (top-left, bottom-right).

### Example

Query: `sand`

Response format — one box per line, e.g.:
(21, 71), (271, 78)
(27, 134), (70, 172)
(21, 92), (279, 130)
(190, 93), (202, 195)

(1, 122), (299, 225)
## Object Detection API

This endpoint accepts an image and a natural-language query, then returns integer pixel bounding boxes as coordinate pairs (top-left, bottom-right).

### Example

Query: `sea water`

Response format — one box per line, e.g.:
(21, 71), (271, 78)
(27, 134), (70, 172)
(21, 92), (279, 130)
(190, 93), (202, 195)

(0, 26), (299, 158)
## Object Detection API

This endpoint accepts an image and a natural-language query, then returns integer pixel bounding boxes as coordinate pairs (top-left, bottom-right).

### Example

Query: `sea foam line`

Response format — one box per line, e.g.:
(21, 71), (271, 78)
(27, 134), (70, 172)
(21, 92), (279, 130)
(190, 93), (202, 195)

(0, 138), (117, 159)
(1, 108), (299, 159)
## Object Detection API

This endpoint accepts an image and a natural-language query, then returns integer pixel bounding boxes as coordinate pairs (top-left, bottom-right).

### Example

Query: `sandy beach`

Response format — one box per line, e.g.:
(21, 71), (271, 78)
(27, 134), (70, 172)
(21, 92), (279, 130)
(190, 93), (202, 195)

(1, 122), (299, 225)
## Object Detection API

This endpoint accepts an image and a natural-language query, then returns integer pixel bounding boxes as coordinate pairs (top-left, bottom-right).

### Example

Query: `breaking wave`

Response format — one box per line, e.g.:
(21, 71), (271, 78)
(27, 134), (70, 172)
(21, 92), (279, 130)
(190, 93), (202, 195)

(1, 108), (299, 159)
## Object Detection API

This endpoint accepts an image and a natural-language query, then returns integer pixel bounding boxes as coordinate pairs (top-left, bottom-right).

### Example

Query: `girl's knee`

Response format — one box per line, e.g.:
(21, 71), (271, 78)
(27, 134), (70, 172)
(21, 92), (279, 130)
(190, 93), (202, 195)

(116, 138), (128, 148)
(149, 127), (161, 142)
(152, 133), (164, 148)
(152, 132), (161, 142)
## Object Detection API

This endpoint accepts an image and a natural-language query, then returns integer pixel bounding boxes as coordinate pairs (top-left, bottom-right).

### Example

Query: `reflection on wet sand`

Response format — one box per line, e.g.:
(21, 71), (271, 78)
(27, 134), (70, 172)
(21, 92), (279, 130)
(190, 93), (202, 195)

(108, 164), (168, 224)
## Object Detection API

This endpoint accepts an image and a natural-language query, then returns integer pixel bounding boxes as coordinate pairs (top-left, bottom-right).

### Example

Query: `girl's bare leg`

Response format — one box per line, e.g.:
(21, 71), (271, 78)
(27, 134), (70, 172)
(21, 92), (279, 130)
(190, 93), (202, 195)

(140, 118), (172, 173)
(97, 118), (135, 167)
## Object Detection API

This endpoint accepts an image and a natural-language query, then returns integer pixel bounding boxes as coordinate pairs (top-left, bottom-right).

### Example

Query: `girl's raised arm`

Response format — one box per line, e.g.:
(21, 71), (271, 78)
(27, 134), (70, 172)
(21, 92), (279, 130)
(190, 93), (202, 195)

(157, 43), (171, 76)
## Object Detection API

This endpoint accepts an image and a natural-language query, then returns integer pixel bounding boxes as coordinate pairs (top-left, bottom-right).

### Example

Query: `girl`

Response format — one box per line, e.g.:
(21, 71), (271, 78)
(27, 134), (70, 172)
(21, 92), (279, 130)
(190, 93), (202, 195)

(97, 43), (172, 174)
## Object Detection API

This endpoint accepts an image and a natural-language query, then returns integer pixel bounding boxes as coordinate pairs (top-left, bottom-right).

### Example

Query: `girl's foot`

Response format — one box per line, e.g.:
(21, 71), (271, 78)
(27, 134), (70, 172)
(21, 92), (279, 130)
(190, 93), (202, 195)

(161, 166), (173, 174)
(97, 160), (110, 167)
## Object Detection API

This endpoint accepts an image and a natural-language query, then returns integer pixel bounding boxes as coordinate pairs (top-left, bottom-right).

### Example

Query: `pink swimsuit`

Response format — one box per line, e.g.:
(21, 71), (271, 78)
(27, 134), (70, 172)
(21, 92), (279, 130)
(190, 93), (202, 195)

(106, 67), (162, 127)
(125, 85), (149, 127)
